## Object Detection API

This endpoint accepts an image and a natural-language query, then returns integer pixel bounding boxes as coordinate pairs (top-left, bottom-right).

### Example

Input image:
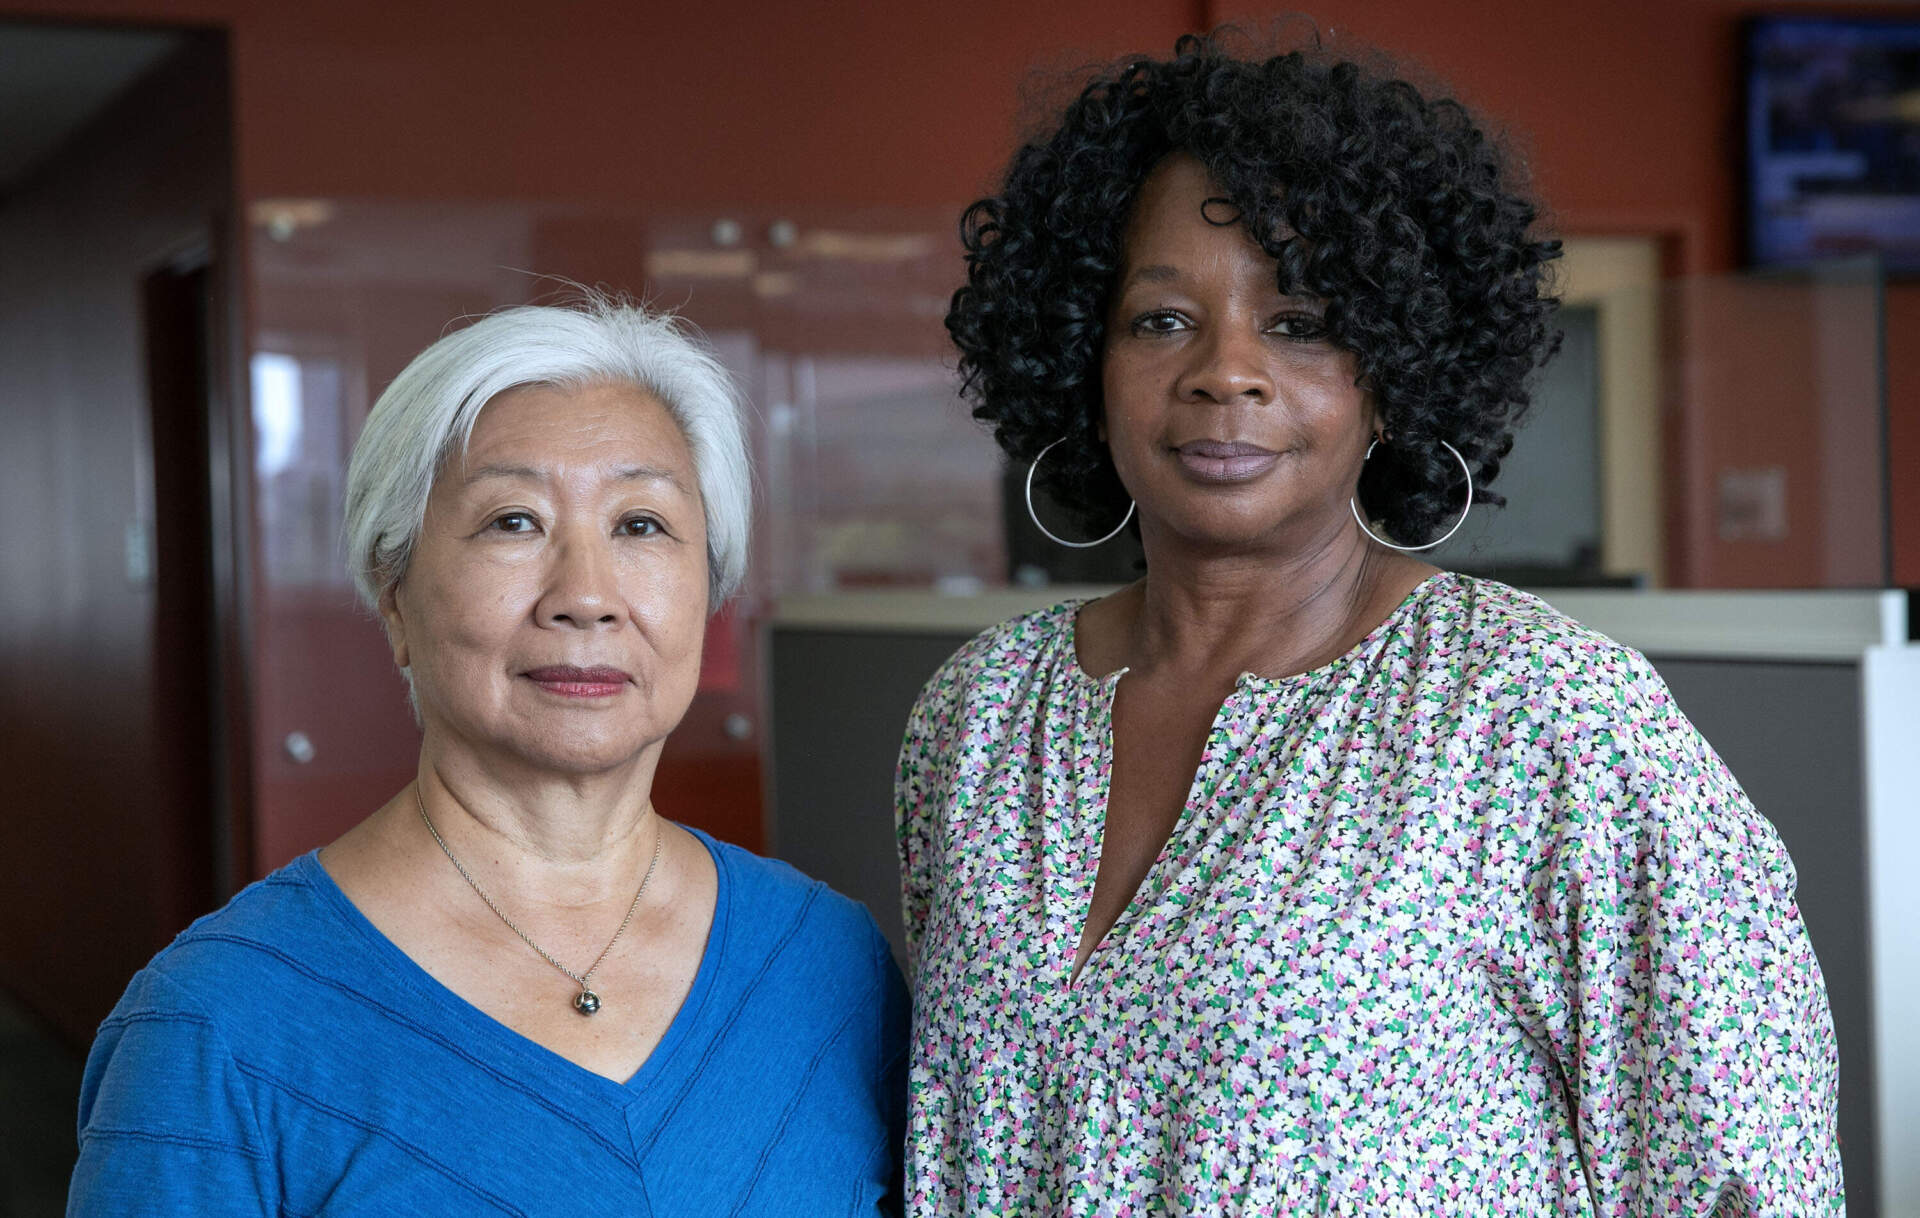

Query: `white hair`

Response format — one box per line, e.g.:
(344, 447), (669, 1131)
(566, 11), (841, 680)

(343, 297), (751, 613)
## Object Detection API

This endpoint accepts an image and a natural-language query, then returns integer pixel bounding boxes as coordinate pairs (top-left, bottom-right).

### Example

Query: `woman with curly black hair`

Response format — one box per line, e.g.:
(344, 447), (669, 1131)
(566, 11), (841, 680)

(895, 32), (1841, 1216)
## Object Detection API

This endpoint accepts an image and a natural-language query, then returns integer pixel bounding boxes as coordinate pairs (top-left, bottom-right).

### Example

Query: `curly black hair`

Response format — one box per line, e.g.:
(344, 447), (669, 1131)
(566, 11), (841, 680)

(946, 32), (1562, 546)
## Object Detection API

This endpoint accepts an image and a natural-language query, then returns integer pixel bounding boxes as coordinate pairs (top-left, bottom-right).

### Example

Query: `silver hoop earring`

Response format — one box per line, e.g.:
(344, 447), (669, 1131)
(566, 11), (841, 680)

(1349, 439), (1473, 552)
(1025, 437), (1136, 549)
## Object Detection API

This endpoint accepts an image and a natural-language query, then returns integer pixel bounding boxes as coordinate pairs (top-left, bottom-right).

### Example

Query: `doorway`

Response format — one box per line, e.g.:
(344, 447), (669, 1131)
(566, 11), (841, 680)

(0, 19), (238, 1213)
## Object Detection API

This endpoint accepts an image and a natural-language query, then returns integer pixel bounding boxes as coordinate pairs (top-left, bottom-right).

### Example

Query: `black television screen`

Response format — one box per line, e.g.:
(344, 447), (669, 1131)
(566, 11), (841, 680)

(1746, 16), (1920, 272)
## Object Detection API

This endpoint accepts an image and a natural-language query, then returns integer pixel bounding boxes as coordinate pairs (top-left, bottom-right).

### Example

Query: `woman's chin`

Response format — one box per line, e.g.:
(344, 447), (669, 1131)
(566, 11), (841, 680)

(1150, 506), (1314, 555)
(512, 736), (660, 777)
(1129, 476), (1355, 553)
(428, 717), (671, 779)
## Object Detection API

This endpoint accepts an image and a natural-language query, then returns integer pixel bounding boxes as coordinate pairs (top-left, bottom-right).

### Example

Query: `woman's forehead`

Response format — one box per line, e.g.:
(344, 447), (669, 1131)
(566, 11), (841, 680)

(1117, 164), (1281, 276)
(453, 382), (696, 489)
(453, 458), (693, 497)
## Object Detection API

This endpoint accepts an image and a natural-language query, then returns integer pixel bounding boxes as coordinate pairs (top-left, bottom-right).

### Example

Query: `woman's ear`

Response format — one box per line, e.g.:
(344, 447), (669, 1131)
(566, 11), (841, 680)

(378, 582), (410, 670)
(1366, 398), (1386, 445)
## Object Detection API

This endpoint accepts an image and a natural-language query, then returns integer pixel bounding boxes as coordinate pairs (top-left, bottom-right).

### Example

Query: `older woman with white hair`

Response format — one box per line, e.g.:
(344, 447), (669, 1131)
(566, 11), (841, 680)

(69, 298), (908, 1215)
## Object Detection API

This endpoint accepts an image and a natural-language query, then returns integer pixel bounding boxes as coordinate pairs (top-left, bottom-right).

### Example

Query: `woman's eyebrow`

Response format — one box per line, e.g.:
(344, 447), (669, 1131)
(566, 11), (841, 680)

(612, 465), (692, 492)
(463, 462), (543, 484)
(1126, 264), (1183, 284)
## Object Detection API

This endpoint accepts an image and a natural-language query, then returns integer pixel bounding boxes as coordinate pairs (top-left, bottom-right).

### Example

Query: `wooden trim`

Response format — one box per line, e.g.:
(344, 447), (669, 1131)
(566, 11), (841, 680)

(1558, 236), (1665, 586)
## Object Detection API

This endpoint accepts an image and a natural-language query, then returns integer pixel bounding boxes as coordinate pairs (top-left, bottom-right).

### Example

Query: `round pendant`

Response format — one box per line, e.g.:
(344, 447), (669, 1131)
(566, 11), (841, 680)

(573, 989), (602, 1015)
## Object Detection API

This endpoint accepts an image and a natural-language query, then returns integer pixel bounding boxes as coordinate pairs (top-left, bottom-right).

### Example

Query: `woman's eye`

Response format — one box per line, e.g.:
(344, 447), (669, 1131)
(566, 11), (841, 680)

(619, 516), (662, 538)
(489, 512), (538, 534)
(1269, 312), (1329, 340)
(1130, 310), (1190, 336)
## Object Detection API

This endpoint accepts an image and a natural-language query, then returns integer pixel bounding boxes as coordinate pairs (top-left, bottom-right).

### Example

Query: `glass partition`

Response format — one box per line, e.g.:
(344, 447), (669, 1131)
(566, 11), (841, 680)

(1660, 258), (1887, 588)
(240, 203), (1891, 864)
(1426, 256), (1886, 590)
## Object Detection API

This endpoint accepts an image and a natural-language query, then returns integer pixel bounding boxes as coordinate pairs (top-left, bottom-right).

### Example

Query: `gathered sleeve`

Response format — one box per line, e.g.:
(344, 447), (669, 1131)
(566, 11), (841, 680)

(894, 663), (965, 975)
(1487, 648), (1842, 1216)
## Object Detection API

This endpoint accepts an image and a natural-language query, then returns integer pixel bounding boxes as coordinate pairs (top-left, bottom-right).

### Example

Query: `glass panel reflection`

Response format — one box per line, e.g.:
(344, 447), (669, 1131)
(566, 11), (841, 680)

(1663, 257), (1886, 588)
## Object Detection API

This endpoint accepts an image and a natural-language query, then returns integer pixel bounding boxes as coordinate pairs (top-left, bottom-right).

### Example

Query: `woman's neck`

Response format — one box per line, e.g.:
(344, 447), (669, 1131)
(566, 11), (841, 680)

(1095, 522), (1435, 683)
(411, 744), (664, 906)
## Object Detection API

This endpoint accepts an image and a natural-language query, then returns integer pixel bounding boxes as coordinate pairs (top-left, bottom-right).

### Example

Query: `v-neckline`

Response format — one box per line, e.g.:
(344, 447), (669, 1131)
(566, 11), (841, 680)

(302, 827), (729, 1107)
(1054, 573), (1451, 988)
(1061, 668), (1243, 989)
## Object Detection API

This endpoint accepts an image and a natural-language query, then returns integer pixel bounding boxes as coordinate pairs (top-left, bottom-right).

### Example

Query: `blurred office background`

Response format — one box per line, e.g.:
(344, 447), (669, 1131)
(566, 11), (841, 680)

(2, 2), (1918, 1214)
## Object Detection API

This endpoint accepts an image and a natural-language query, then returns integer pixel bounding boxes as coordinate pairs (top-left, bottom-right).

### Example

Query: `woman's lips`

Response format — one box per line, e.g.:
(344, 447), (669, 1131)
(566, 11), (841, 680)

(1172, 440), (1279, 482)
(523, 665), (631, 698)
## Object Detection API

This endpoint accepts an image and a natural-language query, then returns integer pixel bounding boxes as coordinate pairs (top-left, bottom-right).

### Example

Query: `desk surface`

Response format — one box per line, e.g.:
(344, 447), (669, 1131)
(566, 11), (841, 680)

(773, 584), (1912, 662)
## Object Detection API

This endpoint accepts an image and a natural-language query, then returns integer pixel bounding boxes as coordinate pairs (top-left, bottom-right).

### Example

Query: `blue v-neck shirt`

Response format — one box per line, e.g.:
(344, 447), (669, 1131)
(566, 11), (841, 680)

(69, 828), (908, 1216)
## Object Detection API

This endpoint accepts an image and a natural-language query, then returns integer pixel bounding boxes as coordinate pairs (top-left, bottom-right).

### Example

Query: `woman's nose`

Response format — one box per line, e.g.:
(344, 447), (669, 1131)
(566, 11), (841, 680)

(1176, 325), (1274, 405)
(536, 532), (626, 628)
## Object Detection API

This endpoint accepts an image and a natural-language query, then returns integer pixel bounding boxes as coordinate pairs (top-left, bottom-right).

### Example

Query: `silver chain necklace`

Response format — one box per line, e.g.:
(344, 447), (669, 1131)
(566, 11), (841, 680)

(415, 785), (662, 1016)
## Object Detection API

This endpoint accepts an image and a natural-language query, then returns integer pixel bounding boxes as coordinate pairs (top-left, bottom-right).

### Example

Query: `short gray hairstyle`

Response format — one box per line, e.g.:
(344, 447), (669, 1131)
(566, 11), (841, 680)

(343, 297), (752, 614)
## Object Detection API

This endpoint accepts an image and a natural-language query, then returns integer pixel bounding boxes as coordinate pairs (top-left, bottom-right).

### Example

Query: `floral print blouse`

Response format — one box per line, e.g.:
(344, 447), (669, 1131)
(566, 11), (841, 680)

(895, 573), (1841, 1217)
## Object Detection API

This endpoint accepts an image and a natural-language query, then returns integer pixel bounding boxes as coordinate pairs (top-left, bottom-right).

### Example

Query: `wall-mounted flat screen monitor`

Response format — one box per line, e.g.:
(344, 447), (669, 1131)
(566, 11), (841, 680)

(1746, 16), (1920, 272)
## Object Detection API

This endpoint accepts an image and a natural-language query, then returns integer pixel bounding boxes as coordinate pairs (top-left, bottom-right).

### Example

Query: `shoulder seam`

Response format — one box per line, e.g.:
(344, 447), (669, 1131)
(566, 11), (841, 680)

(938, 599), (1078, 674)
(127, 967), (275, 1168)
(80, 1125), (266, 1160)
(97, 1006), (215, 1033)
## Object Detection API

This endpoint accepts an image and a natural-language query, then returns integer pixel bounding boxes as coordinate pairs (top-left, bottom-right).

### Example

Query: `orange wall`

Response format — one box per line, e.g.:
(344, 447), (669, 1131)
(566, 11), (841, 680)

(5, 0), (1197, 206)
(1219, 1), (1738, 267)
(6, 0), (1911, 580)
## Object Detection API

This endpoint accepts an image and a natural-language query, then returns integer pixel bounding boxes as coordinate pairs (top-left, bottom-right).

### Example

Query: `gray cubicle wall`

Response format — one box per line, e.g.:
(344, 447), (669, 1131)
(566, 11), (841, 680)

(1654, 658), (1874, 1215)
(768, 627), (959, 962)
(769, 624), (1879, 1213)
